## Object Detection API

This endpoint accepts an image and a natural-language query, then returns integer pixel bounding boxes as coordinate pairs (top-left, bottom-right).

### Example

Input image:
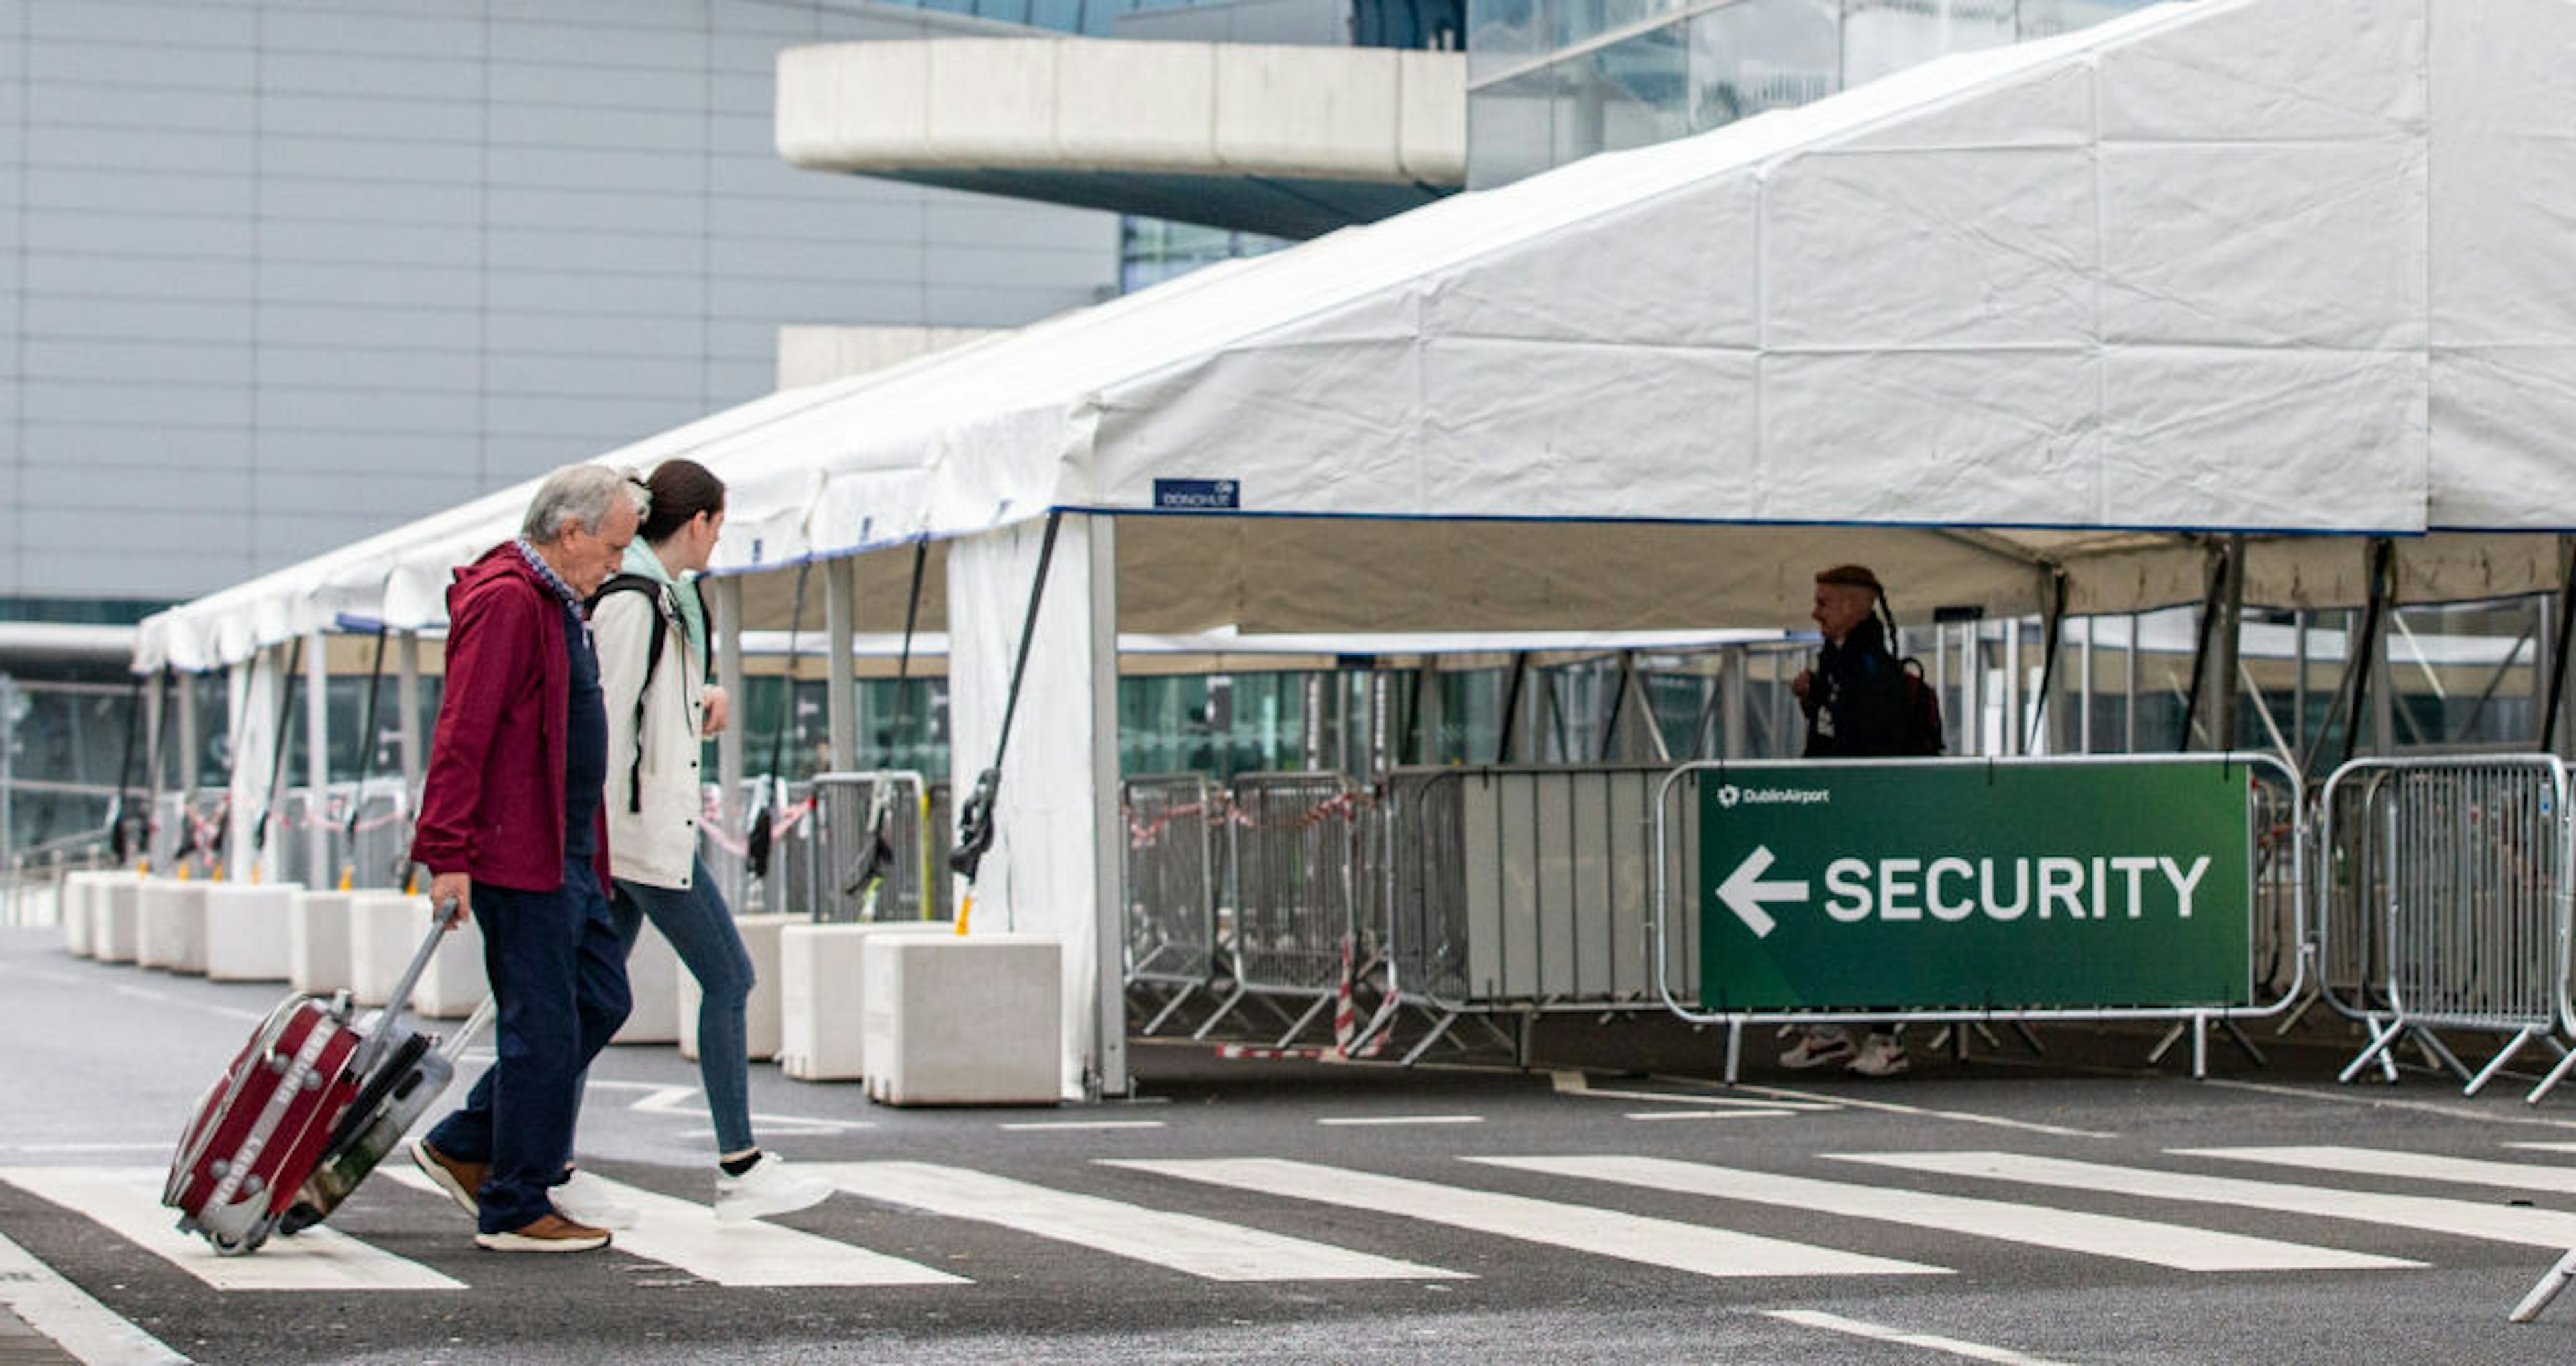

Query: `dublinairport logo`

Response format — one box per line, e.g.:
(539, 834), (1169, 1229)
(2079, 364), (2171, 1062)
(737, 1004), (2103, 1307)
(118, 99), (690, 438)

(1715, 784), (1829, 810)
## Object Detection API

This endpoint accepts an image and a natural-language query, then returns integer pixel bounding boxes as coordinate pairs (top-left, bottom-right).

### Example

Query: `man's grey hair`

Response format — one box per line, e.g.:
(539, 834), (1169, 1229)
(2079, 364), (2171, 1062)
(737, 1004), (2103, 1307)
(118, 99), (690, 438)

(521, 464), (648, 544)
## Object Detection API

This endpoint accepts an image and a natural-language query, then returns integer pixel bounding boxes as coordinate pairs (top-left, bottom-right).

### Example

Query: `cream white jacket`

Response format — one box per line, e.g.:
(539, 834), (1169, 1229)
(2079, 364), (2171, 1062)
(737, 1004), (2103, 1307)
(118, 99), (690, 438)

(593, 577), (706, 890)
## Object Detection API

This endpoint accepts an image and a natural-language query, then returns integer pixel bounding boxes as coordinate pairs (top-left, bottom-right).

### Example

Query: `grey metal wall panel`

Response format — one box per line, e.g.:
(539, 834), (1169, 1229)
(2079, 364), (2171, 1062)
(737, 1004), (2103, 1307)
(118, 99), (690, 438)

(26, 1), (259, 48)
(3, 0), (1120, 602)
(31, 167), (258, 215)
(256, 52), (482, 101)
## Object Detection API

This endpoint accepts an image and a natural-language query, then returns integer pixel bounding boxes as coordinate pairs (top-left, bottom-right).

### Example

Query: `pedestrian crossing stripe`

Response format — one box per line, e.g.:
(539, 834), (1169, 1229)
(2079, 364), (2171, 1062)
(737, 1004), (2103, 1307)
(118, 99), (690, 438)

(17, 1145), (2576, 1296)
(0, 1167), (462, 1292)
(1470, 1155), (2416, 1272)
(1105, 1157), (1949, 1279)
(805, 1161), (1461, 1281)
(376, 1167), (960, 1289)
(1836, 1151), (2576, 1249)
(0, 1229), (189, 1365)
(2180, 1145), (2576, 1196)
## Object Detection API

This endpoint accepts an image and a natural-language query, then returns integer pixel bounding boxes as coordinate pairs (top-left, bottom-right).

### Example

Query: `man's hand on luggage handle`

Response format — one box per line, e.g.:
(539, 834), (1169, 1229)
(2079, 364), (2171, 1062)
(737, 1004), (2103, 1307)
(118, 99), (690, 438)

(431, 872), (471, 929)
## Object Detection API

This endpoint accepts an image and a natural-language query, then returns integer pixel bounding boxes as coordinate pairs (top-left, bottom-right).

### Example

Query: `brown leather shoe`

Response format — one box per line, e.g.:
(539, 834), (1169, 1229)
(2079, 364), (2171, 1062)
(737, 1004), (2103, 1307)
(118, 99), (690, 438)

(473, 1210), (612, 1253)
(411, 1139), (486, 1219)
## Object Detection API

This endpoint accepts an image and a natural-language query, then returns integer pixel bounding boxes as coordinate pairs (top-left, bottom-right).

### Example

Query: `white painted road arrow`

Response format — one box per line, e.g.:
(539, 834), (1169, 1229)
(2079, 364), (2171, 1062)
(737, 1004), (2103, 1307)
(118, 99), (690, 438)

(1715, 845), (1807, 938)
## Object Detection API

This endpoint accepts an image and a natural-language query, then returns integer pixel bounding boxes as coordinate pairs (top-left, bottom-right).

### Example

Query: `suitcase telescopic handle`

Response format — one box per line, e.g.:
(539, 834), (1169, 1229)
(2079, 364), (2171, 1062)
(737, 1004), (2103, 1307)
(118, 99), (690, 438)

(347, 901), (456, 1081)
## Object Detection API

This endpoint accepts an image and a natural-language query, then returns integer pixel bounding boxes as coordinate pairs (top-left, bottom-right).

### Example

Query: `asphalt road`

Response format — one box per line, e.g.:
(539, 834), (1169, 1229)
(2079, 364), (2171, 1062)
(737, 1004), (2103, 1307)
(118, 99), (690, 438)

(7, 925), (2576, 1365)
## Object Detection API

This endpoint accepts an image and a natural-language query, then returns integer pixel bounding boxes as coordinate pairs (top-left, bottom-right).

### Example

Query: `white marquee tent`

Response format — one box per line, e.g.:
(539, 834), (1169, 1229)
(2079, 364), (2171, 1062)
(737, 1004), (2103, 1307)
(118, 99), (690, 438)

(133, 0), (2576, 1095)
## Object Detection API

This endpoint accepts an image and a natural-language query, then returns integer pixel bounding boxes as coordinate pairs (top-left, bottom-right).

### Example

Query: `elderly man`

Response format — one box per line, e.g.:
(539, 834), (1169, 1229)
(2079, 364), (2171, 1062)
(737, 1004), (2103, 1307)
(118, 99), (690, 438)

(407, 464), (643, 1252)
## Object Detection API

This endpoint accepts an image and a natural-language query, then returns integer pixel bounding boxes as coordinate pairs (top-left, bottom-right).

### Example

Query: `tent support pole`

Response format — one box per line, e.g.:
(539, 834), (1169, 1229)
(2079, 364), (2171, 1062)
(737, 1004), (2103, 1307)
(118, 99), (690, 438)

(396, 631), (423, 888)
(1083, 514), (1127, 1100)
(304, 629), (330, 892)
(2213, 534), (2246, 751)
(825, 556), (858, 774)
(713, 577), (747, 908)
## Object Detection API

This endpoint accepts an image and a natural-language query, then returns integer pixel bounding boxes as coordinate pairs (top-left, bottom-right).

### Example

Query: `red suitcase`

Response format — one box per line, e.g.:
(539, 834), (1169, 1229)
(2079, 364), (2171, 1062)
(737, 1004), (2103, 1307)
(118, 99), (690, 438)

(163, 906), (457, 1255)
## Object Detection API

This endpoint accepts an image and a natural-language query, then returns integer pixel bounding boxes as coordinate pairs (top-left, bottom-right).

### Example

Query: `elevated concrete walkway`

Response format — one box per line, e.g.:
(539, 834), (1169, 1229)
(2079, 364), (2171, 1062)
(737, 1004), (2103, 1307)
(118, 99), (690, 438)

(776, 38), (1464, 238)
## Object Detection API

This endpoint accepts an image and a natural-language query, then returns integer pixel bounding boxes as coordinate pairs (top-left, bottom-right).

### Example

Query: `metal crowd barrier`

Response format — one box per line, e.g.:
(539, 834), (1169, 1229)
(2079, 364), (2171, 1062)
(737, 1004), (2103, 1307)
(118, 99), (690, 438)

(808, 770), (944, 923)
(1381, 766), (1696, 1064)
(267, 782), (410, 890)
(1195, 772), (1368, 1048)
(1121, 774), (1225, 1034)
(1652, 755), (2307, 1080)
(2321, 755), (2575, 1099)
(764, 780), (820, 916)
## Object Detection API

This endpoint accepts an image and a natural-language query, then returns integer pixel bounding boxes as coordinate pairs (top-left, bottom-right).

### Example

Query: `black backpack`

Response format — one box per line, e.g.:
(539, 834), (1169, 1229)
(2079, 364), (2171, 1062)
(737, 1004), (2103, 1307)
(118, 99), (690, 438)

(587, 573), (715, 814)
(1896, 656), (1945, 756)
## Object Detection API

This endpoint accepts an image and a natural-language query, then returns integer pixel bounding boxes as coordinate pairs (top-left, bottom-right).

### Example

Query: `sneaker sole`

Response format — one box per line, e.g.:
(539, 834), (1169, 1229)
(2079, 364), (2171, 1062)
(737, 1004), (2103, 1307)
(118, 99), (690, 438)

(714, 1182), (835, 1224)
(411, 1143), (480, 1219)
(473, 1230), (612, 1253)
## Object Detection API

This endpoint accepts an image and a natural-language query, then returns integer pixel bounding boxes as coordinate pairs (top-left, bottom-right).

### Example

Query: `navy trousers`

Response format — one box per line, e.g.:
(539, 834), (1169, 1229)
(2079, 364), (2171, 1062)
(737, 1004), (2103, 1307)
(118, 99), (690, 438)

(426, 855), (631, 1234)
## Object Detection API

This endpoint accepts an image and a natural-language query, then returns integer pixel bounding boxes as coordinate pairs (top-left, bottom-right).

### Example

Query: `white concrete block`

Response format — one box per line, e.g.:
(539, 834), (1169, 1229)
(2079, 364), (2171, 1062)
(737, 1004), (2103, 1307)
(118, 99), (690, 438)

(60, 871), (117, 958)
(612, 915), (680, 1045)
(410, 916), (486, 1019)
(677, 912), (795, 1063)
(137, 879), (208, 974)
(779, 923), (949, 1082)
(347, 891), (433, 1008)
(94, 878), (142, 964)
(203, 883), (298, 982)
(863, 933), (1061, 1107)
(290, 890), (358, 994)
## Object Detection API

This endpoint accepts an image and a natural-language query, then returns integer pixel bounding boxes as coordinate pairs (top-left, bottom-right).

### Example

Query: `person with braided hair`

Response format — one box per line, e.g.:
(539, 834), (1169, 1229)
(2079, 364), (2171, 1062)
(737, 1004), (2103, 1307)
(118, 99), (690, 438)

(1778, 562), (1916, 1076)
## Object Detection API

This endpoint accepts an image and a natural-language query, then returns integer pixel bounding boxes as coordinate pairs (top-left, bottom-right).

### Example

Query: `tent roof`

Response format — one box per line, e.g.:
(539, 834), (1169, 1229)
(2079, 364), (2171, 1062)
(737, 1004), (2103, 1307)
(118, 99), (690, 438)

(138, 0), (2576, 673)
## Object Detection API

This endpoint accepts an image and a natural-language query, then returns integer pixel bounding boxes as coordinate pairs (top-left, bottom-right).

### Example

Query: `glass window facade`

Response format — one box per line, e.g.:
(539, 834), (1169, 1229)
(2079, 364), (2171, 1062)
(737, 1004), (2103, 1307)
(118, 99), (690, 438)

(1465, 0), (2174, 188)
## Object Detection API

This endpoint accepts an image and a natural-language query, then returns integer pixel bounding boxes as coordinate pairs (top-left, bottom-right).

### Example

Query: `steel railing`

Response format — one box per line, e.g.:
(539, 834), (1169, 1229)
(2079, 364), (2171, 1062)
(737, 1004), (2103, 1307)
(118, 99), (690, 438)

(808, 770), (945, 923)
(1121, 774), (1225, 1034)
(2322, 755), (2575, 1099)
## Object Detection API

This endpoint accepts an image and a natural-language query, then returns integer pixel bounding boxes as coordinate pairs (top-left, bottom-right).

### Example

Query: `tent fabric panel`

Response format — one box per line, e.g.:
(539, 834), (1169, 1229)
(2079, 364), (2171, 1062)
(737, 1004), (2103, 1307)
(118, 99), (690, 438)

(1761, 146), (2099, 351)
(1757, 348), (2102, 526)
(2430, 349), (2576, 531)
(1414, 172), (1761, 350)
(2093, 0), (2426, 144)
(2097, 138), (2427, 350)
(2097, 345), (2427, 531)
(2427, 0), (2576, 349)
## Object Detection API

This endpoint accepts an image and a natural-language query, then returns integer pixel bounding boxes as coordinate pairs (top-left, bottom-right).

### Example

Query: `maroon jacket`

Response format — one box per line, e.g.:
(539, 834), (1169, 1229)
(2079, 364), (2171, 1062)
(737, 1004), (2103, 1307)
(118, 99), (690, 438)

(409, 543), (612, 896)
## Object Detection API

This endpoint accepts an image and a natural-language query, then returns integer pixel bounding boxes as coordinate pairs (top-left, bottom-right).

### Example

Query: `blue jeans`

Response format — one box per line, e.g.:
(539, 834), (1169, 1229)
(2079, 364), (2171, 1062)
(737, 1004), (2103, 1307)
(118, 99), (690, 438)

(427, 856), (631, 1235)
(611, 856), (757, 1157)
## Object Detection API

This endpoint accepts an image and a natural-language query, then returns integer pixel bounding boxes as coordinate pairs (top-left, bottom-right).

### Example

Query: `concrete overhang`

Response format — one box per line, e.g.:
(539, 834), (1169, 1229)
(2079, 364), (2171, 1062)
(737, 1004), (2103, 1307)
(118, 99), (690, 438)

(777, 37), (1465, 239)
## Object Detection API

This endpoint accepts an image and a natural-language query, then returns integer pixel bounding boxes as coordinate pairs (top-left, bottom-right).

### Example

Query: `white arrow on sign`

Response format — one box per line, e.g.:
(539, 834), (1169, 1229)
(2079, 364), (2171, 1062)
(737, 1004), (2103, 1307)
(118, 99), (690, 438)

(1716, 845), (1808, 939)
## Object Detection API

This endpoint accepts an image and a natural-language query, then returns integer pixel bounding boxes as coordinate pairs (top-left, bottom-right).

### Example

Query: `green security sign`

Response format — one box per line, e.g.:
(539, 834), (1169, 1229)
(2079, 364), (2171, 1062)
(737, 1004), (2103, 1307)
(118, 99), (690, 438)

(1698, 760), (2255, 1013)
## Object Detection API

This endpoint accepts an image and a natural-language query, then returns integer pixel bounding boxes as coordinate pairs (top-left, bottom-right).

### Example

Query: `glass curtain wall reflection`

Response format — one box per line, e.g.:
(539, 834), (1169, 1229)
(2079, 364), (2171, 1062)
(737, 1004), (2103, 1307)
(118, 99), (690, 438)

(1465, 0), (2173, 189)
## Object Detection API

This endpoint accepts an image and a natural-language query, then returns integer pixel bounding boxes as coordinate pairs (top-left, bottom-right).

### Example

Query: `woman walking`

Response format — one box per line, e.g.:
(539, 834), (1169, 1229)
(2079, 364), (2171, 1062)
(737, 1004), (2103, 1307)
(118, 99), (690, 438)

(589, 458), (831, 1222)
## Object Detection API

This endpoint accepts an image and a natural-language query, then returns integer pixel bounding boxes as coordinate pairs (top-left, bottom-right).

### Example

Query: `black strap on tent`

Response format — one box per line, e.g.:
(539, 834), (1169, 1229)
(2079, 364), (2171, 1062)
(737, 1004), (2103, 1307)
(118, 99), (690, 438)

(2302, 538), (2395, 778)
(2544, 541), (2576, 753)
(2021, 567), (2071, 755)
(253, 637), (305, 857)
(843, 540), (930, 914)
(108, 670), (147, 863)
(2174, 541), (2232, 753)
(1596, 652), (1631, 762)
(337, 626), (389, 886)
(1492, 653), (1527, 764)
(745, 560), (812, 881)
(948, 513), (1064, 915)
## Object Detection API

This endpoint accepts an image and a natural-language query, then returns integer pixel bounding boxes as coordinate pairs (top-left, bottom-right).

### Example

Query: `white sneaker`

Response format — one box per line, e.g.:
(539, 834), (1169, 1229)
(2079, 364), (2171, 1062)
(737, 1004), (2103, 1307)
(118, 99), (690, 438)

(551, 1169), (641, 1230)
(714, 1152), (833, 1224)
(1847, 1033), (1911, 1078)
(1778, 1026), (1856, 1070)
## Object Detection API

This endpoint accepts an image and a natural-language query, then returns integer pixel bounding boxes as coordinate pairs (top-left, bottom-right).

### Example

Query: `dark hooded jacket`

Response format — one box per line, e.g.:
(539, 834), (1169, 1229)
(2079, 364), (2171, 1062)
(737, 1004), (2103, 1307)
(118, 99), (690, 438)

(409, 543), (612, 895)
(1801, 615), (1911, 758)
